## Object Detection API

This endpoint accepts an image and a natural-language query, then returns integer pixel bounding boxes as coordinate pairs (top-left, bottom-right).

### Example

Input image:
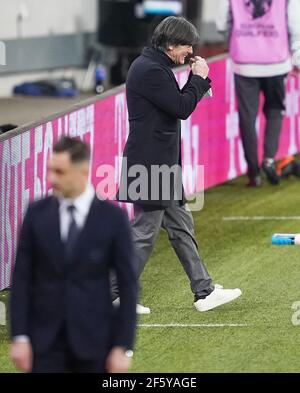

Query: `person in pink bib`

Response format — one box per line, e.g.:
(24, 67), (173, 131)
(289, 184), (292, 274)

(216, 0), (300, 187)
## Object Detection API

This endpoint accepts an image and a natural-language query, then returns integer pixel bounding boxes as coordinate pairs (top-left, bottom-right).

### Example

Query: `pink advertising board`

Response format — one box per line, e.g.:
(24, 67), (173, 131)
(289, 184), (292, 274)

(0, 57), (300, 290)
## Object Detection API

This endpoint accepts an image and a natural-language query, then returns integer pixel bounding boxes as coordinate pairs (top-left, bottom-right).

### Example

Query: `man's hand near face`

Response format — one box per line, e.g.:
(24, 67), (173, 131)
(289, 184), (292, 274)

(190, 56), (209, 79)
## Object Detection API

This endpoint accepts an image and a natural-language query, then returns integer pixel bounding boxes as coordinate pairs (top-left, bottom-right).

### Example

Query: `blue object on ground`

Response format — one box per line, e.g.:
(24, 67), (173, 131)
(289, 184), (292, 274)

(13, 78), (78, 97)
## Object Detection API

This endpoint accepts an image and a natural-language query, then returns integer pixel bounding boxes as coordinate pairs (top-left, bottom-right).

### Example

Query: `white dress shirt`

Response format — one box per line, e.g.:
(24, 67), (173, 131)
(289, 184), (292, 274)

(14, 184), (96, 343)
(59, 183), (95, 242)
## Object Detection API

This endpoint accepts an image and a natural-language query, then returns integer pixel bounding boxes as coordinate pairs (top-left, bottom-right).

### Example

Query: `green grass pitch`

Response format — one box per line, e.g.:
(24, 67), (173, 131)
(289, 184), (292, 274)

(1, 174), (300, 372)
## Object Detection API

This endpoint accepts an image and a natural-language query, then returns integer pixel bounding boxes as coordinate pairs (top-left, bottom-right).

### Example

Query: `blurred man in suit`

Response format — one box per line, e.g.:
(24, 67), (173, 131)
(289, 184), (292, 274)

(10, 136), (138, 373)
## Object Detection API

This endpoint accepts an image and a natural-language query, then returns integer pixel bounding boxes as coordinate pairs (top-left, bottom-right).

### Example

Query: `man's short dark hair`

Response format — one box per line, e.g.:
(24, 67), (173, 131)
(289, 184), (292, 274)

(151, 16), (200, 51)
(53, 136), (90, 163)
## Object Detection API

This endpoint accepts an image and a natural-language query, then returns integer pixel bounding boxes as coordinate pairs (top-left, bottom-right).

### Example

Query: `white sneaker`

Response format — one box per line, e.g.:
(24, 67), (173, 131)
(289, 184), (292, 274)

(194, 287), (242, 312)
(136, 303), (151, 315)
(112, 297), (150, 314)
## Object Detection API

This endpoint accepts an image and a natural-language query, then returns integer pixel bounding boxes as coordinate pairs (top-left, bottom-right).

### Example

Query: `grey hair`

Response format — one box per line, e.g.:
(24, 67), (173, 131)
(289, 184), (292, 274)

(151, 16), (200, 51)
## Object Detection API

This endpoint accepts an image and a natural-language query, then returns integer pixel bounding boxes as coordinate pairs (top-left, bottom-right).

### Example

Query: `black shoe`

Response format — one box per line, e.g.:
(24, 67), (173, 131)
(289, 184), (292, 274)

(262, 159), (280, 185)
(246, 175), (262, 188)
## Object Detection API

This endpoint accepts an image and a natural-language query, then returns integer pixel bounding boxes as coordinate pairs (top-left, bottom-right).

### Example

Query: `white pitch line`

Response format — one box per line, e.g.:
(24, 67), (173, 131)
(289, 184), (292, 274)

(138, 323), (248, 328)
(222, 216), (300, 221)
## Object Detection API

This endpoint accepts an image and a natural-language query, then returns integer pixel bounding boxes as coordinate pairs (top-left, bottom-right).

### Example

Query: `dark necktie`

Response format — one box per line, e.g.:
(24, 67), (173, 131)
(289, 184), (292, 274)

(65, 204), (79, 258)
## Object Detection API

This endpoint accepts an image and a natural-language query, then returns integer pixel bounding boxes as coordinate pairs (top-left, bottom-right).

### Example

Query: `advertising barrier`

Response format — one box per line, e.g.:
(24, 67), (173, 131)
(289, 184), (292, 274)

(0, 56), (300, 290)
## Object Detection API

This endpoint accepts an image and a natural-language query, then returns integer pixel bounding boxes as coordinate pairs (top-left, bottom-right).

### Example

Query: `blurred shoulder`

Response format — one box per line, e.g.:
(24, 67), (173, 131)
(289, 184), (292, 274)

(94, 198), (129, 221)
(27, 195), (57, 212)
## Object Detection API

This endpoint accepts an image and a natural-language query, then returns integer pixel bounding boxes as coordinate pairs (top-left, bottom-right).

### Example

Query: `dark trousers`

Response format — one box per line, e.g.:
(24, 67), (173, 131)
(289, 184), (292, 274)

(234, 73), (287, 178)
(111, 202), (213, 300)
(31, 327), (106, 373)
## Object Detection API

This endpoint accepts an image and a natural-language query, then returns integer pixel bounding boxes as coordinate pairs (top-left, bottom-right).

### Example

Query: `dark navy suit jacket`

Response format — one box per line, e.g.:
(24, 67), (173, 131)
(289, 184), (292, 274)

(10, 196), (138, 360)
(117, 46), (211, 207)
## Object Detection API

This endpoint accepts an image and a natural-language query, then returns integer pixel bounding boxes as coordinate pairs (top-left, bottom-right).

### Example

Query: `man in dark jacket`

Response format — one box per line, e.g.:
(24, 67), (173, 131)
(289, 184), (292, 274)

(117, 16), (241, 313)
(10, 137), (137, 373)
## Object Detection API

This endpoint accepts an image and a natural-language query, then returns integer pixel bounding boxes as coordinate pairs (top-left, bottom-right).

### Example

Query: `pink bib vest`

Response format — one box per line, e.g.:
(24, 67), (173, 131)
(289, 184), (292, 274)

(229, 0), (289, 64)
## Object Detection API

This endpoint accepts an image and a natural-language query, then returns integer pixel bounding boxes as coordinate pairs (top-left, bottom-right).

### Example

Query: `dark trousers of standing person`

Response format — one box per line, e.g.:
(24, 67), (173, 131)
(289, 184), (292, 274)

(234, 74), (287, 179)
(111, 201), (214, 301)
(31, 325), (107, 373)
